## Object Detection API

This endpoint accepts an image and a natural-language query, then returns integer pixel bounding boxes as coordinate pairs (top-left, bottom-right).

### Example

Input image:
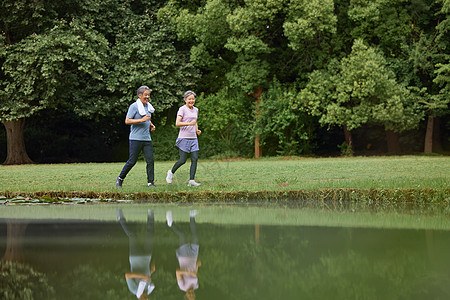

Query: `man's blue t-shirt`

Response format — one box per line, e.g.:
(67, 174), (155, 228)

(126, 102), (152, 141)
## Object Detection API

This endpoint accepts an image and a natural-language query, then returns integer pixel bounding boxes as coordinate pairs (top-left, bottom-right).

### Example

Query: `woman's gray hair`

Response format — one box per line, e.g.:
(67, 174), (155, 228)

(137, 85), (151, 96)
(184, 90), (196, 100)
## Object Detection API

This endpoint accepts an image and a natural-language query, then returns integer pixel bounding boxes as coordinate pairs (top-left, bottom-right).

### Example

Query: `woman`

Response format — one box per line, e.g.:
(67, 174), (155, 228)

(166, 210), (201, 300)
(166, 90), (201, 186)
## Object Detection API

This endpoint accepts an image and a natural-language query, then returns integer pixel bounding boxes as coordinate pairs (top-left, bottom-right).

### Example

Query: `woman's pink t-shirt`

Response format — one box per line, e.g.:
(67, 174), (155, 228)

(177, 105), (198, 139)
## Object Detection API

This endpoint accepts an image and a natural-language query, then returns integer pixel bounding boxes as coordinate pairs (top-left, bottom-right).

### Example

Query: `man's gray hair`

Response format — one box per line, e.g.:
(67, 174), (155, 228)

(184, 90), (196, 100)
(137, 85), (151, 96)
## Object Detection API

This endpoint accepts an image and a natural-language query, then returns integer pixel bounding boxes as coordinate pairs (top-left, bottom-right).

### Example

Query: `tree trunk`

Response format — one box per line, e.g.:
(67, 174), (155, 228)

(252, 87), (263, 158)
(424, 115), (434, 153)
(2, 118), (33, 165)
(386, 130), (401, 154)
(432, 116), (443, 152)
(343, 124), (353, 154)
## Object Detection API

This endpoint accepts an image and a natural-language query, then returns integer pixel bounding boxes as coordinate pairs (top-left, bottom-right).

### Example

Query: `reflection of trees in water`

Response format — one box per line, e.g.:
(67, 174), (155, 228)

(200, 226), (310, 299)
(3, 222), (27, 262)
(1, 221), (55, 300)
(54, 263), (179, 300)
(0, 260), (55, 300)
(299, 249), (450, 300)
(1, 221), (448, 299)
(200, 226), (450, 300)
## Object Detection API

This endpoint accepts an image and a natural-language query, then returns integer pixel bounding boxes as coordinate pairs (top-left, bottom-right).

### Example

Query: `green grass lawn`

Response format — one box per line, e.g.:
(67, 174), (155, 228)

(0, 156), (449, 194)
(1, 156), (449, 226)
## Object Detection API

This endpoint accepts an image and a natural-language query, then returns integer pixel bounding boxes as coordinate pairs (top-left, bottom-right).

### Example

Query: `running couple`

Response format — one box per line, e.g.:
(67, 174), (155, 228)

(115, 86), (201, 188)
(117, 209), (201, 300)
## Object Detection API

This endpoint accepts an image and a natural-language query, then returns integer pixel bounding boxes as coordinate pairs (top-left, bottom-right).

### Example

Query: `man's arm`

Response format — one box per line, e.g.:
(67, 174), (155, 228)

(125, 273), (151, 281)
(125, 115), (151, 125)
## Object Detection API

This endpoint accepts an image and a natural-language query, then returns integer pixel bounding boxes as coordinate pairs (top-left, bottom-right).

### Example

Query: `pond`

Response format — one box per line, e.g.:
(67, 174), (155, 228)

(1, 204), (449, 300)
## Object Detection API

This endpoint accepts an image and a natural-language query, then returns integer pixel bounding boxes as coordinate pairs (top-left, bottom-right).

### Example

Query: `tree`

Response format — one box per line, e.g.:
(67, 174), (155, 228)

(423, 0), (450, 153)
(159, 0), (338, 156)
(0, 0), (112, 165)
(302, 39), (423, 153)
(1, 0), (198, 164)
(1, 19), (110, 164)
(347, 0), (450, 153)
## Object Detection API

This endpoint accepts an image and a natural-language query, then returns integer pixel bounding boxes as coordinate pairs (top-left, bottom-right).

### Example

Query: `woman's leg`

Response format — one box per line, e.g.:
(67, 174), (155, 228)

(190, 215), (198, 245)
(171, 223), (187, 246)
(189, 151), (199, 180)
(171, 148), (189, 174)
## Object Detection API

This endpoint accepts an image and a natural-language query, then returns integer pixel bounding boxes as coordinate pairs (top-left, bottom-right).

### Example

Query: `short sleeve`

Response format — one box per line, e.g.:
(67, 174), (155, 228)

(177, 106), (185, 118)
(126, 103), (138, 119)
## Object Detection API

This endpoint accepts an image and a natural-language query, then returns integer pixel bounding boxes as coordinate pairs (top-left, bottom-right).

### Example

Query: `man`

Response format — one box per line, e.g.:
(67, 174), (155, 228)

(117, 208), (156, 300)
(116, 85), (156, 188)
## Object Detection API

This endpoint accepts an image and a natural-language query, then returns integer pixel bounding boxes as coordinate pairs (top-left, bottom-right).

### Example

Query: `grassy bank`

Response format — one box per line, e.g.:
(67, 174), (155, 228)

(0, 156), (449, 203)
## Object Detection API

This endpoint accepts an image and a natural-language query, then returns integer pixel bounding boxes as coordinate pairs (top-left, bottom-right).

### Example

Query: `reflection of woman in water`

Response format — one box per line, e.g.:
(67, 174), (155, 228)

(166, 210), (201, 300)
(117, 209), (155, 300)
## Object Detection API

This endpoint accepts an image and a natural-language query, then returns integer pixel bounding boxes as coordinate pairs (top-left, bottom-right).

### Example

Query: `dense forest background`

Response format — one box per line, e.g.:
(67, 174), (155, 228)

(1, 0), (449, 164)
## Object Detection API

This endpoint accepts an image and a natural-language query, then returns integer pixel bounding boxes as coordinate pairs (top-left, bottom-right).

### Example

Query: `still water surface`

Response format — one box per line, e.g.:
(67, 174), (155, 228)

(1, 206), (449, 300)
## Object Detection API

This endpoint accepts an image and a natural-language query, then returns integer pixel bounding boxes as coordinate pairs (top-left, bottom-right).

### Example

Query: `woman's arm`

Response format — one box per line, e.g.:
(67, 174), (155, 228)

(176, 269), (197, 279)
(175, 115), (196, 127)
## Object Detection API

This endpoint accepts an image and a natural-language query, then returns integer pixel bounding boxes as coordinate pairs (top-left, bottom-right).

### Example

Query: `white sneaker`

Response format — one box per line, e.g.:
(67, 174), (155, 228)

(166, 169), (173, 183)
(188, 180), (200, 187)
(166, 211), (173, 227)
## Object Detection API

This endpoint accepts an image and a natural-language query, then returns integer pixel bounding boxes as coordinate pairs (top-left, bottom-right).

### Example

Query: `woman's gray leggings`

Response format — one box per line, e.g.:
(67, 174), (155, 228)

(171, 149), (199, 180)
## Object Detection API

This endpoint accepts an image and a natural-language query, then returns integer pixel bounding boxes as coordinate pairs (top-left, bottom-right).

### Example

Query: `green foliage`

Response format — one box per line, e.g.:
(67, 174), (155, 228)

(348, 0), (413, 52)
(338, 141), (354, 156)
(284, 0), (337, 48)
(159, 0), (337, 93)
(1, 0), (450, 161)
(195, 89), (254, 157)
(158, 0), (232, 92)
(151, 124), (180, 161)
(255, 78), (316, 155)
(0, 19), (109, 122)
(107, 16), (199, 113)
(431, 0), (450, 114)
(302, 39), (423, 133)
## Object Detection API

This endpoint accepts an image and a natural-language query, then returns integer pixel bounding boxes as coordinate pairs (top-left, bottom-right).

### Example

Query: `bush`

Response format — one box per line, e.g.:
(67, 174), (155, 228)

(256, 79), (317, 156)
(195, 89), (254, 158)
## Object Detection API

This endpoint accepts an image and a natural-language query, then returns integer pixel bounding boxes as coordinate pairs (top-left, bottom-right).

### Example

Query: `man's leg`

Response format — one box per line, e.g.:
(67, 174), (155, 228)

(142, 141), (154, 184)
(119, 140), (143, 180)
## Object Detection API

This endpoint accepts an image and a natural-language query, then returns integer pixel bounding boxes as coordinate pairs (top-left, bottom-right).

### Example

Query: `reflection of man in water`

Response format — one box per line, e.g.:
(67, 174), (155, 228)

(166, 210), (201, 300)
(117, 209), (155, 300)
